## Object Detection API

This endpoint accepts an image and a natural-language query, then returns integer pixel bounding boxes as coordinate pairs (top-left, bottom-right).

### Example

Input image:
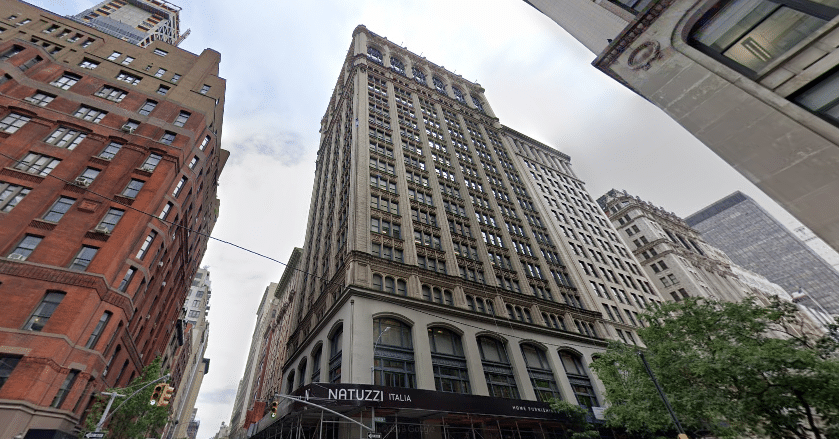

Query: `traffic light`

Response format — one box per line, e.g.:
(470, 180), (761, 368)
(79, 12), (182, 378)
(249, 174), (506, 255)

(270, 401), (279, 418)
(150, 384), (164, 405)
(158, 384), (175, 406)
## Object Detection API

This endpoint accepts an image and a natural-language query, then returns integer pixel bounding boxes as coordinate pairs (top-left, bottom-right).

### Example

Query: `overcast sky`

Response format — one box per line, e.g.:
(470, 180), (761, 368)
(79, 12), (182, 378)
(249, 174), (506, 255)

(29, 0), (837, 437)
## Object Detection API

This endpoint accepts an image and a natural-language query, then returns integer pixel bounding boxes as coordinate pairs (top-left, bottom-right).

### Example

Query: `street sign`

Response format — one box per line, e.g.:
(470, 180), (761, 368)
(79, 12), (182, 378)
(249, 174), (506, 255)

(368, 433), (381, 439)
(85, 432), (106, 439)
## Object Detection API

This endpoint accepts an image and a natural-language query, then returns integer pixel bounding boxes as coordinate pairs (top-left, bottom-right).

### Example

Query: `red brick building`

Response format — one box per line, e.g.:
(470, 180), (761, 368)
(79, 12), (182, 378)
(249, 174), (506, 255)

(0, 0), (227, 436)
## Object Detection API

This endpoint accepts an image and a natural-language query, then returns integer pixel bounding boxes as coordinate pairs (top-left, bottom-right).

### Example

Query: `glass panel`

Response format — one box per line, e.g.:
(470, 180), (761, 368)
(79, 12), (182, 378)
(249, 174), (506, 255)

(723, 6), (825, 71)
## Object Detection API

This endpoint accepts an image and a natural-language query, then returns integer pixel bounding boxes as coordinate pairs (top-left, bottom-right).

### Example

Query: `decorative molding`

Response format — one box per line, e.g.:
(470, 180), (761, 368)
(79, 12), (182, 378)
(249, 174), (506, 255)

(593, 0), (676, 70)
(627, 40), (663, 70)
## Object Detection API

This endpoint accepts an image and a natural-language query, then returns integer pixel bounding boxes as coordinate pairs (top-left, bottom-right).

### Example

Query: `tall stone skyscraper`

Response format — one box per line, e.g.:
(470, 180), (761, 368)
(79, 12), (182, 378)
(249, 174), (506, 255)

(0, 0), (226, 436)
(242, 25), (665, 439)
(686, 192), (839, 314)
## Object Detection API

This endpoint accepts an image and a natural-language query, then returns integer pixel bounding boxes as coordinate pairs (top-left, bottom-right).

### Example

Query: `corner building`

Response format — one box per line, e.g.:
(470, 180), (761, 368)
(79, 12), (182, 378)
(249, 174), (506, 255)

(526, 0), (839, 255)
(0, 0), (227, 436)
(249, 26), (664, 439)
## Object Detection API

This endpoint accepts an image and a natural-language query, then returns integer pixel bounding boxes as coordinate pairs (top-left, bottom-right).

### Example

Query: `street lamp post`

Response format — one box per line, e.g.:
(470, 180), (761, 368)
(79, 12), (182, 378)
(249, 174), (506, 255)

(371, 326), (390, 385)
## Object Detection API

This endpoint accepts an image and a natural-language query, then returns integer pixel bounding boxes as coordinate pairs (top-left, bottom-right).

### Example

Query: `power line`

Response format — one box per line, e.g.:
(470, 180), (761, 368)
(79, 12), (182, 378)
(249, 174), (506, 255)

(1, 152), (608, 352)
(0, 149), (327, 282)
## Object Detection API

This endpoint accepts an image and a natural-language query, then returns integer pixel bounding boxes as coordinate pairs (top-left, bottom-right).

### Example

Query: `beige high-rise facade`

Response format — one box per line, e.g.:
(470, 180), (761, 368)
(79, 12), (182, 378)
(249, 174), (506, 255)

(527, 0), (839, 255)
(243, 25), (666, 439)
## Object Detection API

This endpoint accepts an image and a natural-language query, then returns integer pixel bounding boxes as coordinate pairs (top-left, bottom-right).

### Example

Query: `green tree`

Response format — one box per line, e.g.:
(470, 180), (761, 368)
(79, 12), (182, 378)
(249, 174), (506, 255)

(590, 297), (839, 439)
(549, 399), (599, 439)
(79, 357), (170, 439)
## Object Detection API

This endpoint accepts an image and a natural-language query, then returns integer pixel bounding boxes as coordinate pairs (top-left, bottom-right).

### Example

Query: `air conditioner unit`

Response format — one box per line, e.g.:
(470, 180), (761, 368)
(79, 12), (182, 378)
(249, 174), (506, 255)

(74, 177), (91, 187)
(121, 124), (136, 134)
(161, 281), (167, 286)
(93, 225), (112, 235)
(8, 253), (27, 261)
(141, 165), (154, 172)
(158, 261), (164, 267)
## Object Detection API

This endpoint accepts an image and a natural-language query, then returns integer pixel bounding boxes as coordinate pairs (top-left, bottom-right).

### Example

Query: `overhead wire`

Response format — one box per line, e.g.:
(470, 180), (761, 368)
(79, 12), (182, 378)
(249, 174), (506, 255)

(1, 143), (606, 353)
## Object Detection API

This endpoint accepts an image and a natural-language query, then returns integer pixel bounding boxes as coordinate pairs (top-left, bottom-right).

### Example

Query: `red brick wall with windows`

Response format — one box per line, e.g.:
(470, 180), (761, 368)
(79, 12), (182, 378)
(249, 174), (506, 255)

(0, 2), (228, 434)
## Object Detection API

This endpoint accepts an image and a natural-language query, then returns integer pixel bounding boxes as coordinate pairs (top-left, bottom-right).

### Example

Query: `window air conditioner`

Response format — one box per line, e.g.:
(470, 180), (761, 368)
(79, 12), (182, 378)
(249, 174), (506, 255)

(121, 124), (136, 134)
(94, 224), (112, 234)
(8, 253), (27, 261)
(74, 177), (91, 187)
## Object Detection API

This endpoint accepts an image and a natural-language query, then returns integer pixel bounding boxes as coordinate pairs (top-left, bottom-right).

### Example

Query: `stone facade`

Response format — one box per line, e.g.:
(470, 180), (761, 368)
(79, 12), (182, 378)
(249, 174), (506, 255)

(686, 191), (839, 314)
(528, 0), (839, 257)
(0, 1), (226, 436)
(245, 25), (667, 439)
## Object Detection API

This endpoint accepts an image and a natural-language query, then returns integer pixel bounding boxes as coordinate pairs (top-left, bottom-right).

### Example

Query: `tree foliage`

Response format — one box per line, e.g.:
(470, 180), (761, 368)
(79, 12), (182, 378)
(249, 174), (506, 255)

(549, 399), (600, 439)
(590, 297), (839, 439)
(79, 357), (170, 439)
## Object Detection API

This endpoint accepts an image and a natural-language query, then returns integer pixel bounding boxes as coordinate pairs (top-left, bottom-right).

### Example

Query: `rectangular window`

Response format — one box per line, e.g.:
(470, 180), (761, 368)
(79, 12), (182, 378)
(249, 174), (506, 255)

(107, 51), (121, 60)
(154, 68), (166, 77)
(0, 182), (30, 212)
(85, 312), (112, 349)
(20, 55), (42, 71)
(51, 370), (78, 408)
(0, 45), (22, 60)
(116, 71), (140, 85)
(79, 59), (98, 69)
(138, 100), (157, 116)
(122, 179), (144, 198)
(14, 152), (60, 176)
(118, 267), (136, 292)
(50, 73), (81, 90)
(74, 105), (107, 123)
(173, 111), (190, 127)
(99, 142), (122, 160)
(75, 167), (98, 187)
(24, 291), (65, 331)
(199, 84), (210, 94)
(94, 85), (126, 102)
(70, 246), (98, 271)
(157, 85), (169, 95)
(97, 208), (124, 233)
(172, 73), (181, 83)
(25, 91), (55, 106)
(45, 126), (86, 149)
(141, 154), (162, 171)
(10, 234), (42, 260)
(160, 131), (176, 145)
(81, 38), (94, 48)
(121, 56), (134, 65)
(200, 136), (210, 150)
(159, 202), (173, 220)
(43, 196), (75, 222)
(172, 176), (187, 197)
(0, 113), (31, 133)
(137, 231), (156, 259)
(0, 355), (22, 389)
(188, 156), (198, 169)
(153, 48), (168, 56)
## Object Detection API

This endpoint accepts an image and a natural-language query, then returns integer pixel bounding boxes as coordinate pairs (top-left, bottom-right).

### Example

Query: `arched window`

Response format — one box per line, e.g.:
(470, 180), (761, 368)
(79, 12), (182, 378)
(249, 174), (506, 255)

(311, 345), (322, 383)
(432, 76), (446, 94)
(286, 370), (295, 393)
(521, 344), (561, 402)
(373, 318), (415, 388)
(329, 326), (343, 383)
(297, 359), (307, 389)
(373, 274), (407, 296)
(477, 336), (519, 399)
(423, 285), (453, 305)
(412, 67), (426, 84)
(559, 350), (598, 409)
(367, 46), (383, 65)
(471, 95), (484, 112)
(689, 0), (836, 75)
(428, 327), (470, 394)
(391, 57), (405, 75)
(452, 86), (465, 103)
